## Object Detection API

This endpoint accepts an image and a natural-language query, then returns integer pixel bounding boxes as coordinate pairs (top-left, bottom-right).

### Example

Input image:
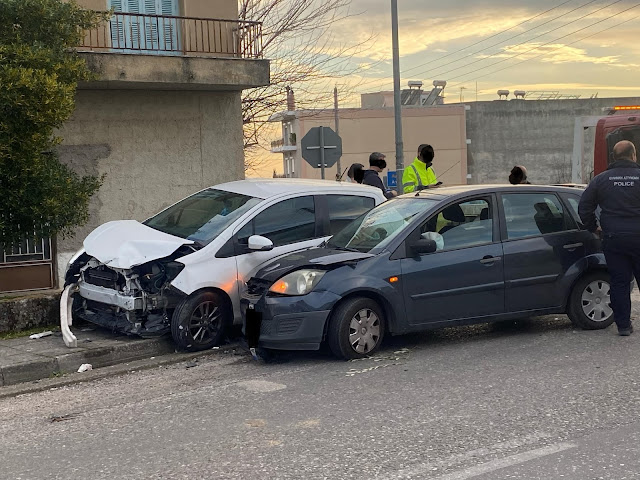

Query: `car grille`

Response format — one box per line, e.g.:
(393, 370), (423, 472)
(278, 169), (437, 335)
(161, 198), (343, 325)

(260, 318), (273, 336)
(83, 267), (123, 289)
(246, 277), (272, 296)
(278, 317), (303, 335)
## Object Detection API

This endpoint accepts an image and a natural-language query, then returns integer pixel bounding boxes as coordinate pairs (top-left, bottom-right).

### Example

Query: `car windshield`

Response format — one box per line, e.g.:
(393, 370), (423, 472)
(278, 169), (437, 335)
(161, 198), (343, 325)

(328, 198), (437, 253)
(145, 189), (262, 244)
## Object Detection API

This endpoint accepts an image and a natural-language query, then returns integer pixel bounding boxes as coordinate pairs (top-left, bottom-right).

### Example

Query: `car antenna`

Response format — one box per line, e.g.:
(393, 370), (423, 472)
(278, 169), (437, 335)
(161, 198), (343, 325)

(336, 166), (349, 182)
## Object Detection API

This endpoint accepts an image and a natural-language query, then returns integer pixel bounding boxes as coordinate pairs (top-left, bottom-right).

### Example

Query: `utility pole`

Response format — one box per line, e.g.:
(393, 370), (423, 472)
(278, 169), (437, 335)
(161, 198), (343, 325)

(334, 86), (341, 180)
(459, 86), (467, 103)
(391, 0), (404, 177)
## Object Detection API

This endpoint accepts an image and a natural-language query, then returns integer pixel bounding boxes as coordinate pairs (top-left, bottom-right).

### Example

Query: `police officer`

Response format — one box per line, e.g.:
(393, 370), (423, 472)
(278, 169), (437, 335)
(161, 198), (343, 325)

(579, 140), (640, 336)
(402, 144), (441, 193)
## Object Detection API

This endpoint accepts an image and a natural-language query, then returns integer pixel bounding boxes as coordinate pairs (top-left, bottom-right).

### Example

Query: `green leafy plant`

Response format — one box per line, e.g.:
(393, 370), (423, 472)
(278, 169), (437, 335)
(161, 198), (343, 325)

(0, 0), (108, 245)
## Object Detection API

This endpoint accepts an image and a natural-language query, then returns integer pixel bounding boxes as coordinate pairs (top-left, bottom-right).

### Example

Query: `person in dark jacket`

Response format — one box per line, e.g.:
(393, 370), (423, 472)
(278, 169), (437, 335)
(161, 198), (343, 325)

(362, 152), (397, 199)
(578, 140), (640, 336)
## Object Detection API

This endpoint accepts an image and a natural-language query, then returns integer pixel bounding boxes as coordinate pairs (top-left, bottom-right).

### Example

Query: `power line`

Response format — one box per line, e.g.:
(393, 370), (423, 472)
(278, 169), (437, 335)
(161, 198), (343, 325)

(447, 3), (640, 87)
(356, 0), (596, 92)
(404, 0), (594, 75)
(422, 0), (623, 82)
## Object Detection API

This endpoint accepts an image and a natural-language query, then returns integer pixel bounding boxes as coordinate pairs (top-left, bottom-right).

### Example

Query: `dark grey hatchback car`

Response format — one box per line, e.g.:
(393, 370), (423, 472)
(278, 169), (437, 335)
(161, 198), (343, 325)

(242, 185), (613, 359)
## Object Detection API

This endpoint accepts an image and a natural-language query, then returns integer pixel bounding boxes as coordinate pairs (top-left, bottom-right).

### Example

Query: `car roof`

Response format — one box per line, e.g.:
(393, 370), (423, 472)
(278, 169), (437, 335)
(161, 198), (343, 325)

(211, 178), (384, 199)
(398, 184), (585, 200)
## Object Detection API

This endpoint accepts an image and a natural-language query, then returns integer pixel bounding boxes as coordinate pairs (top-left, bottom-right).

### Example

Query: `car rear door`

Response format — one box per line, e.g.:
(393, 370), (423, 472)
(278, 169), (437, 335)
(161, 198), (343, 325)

(399, 194), (506, 326)
(500, 191), (587, 312)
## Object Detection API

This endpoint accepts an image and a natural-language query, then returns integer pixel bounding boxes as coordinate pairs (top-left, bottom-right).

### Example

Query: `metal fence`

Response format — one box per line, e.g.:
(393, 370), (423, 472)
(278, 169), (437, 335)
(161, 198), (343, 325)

(0, 236), (54, 293)
(79, 12), (263, 58)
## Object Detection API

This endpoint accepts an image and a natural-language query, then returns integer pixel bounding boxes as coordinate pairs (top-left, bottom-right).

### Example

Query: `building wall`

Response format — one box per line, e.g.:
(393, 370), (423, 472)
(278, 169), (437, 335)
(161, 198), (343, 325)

(287, 106), (468, 186)
(465, 97), (640, 185)
(55, 89), (244, 284)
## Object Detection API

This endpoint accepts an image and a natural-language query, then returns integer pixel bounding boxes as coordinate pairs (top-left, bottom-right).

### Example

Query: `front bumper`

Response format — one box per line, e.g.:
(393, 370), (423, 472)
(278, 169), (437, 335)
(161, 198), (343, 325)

(78, 281), (142, 311)
(241, 290), (341, 350)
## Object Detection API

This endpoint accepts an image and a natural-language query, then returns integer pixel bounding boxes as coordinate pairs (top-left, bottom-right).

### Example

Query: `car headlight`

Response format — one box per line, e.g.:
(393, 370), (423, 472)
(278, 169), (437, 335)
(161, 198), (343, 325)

(269, 269), (326, 296)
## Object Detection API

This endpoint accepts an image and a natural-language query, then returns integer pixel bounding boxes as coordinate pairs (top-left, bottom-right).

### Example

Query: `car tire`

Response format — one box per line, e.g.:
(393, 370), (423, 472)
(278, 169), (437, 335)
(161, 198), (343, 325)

(171, 290), (230, 351)
(567, 271), (614, 330)
(327, 297), (385, 360)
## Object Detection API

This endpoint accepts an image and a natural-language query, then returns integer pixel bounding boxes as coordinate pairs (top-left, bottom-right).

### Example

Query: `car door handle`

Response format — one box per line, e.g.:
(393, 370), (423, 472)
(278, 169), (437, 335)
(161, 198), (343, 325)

(480, 256), (502, 265)
(563, 242), (584, 250)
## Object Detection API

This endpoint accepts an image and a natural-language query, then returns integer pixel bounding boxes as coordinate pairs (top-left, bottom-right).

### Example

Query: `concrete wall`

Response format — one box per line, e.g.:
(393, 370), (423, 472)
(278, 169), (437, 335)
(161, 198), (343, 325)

(285, 105), (468, 186)
(465, 97), (640, 185)
(55, 89), (244, 285)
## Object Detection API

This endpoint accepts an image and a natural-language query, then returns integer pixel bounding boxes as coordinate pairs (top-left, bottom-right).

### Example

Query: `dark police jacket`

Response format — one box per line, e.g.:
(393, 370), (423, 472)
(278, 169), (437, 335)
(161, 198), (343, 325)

(578, 159), (640, 234)
(362, 169), (395, 199)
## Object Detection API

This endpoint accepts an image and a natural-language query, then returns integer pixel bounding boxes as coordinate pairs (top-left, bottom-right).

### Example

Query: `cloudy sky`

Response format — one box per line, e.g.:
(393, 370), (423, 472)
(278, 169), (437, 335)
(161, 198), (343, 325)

(337, 0), (640, 102)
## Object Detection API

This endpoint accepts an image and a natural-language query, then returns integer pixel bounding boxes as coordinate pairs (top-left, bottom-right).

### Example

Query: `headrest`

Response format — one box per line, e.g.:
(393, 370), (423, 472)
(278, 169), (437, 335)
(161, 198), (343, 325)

(442, 204), (465, 223)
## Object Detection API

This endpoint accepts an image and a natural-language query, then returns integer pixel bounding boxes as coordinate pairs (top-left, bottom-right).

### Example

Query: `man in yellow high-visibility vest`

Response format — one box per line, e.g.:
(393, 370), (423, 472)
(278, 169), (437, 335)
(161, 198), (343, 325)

(402, 144), (440, 193)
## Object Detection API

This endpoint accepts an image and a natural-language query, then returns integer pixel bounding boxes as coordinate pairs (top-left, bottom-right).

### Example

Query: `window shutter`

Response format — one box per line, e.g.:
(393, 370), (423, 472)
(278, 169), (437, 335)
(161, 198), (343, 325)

(144, 0), (157, 14)
(159, 0), (177, 15)
(109, 0), (125, 48)
(127, 0), (141, 13)
(109, 0), (124, 12)
(157, 0), (179, 51)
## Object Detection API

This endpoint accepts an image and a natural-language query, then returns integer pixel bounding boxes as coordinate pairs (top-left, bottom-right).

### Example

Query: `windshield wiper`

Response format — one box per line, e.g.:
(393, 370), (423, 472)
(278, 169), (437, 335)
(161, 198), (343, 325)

(328, 245), (362, 253)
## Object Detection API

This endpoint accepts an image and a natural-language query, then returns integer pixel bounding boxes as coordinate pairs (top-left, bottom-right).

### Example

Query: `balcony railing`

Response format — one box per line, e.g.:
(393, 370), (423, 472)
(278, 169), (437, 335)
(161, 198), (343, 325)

(79, 12), (263, 59)
(271, 139), (285, 149)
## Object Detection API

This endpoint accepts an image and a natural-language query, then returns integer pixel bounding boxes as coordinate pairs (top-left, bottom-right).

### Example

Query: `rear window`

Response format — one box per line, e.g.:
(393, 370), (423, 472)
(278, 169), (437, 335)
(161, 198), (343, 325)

(502, 193), (573, 239)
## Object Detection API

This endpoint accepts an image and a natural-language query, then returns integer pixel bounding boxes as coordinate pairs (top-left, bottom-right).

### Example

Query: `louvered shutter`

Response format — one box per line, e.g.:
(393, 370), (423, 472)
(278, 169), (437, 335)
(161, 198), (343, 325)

(109, 0), (125, 48)
(159, 0), (179, 50)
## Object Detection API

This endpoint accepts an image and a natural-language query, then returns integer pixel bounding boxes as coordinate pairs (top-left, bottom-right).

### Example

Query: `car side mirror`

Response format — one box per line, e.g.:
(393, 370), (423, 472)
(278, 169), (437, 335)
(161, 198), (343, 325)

(248, 235), (274, 251)
(409, 238), (437, 255)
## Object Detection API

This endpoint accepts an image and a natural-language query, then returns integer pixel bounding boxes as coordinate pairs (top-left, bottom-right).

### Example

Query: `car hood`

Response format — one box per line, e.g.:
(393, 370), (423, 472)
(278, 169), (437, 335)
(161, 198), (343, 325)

(254, 247), (373, 283)
(83, 220), (193, 269)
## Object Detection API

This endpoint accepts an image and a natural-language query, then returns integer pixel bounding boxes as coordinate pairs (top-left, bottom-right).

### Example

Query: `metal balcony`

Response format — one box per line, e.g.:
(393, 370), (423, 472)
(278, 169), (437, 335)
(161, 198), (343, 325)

(79, 12), (263, 59)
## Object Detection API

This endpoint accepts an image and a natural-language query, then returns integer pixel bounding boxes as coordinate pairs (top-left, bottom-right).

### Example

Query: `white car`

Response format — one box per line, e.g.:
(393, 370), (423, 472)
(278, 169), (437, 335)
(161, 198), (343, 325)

(64, 179), (385, 350)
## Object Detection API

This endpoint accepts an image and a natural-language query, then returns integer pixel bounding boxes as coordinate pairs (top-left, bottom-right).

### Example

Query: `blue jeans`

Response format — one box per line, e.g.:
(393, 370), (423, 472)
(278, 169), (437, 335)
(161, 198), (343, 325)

(603, 235), (640, 330)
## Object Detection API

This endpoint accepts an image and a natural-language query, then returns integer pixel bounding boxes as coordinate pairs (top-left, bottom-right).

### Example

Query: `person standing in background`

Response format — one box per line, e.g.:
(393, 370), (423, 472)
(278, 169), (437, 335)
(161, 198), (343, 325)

(362, 153), (397, 199)
(402, 144), (439, 193)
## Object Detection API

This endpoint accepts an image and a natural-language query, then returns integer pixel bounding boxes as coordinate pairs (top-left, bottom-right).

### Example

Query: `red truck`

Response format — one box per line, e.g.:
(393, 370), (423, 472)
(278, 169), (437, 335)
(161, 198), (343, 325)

(593, 106), (640, 177)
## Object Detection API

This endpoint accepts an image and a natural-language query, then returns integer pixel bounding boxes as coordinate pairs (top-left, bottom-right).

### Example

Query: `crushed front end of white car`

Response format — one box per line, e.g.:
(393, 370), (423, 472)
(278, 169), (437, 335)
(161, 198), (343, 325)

(64, 220), (196, 338)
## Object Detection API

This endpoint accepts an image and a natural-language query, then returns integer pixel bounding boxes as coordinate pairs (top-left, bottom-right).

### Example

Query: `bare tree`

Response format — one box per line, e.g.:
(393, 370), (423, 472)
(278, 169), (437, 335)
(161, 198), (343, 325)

(239, 0), (374, 173)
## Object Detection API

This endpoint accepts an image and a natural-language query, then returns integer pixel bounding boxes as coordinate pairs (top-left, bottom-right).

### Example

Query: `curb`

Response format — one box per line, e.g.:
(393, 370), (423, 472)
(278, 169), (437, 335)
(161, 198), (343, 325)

(1, 336), (195, 387)
(0, 342), (243, 399)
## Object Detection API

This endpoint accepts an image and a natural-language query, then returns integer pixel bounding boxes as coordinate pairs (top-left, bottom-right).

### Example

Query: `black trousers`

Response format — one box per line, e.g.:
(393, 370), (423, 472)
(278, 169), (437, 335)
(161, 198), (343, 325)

(603, 235), (640, 329)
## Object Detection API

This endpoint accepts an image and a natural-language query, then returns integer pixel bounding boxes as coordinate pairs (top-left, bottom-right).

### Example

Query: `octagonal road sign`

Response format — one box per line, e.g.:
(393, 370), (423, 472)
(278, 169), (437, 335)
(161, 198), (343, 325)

(300, 126), (343, 169)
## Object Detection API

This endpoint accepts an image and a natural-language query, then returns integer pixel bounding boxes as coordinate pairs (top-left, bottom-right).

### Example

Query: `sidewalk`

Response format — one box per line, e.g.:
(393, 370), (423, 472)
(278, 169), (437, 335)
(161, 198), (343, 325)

(0, 328), (179, 387)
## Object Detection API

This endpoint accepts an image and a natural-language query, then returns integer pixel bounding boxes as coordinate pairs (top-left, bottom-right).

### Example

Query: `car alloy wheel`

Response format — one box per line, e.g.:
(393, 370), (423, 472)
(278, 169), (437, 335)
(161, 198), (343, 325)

(349, 308), (381, 355)
(188, 301), (222, 344)
(581, 280), (613, 322)
(171, 290), (229, 351)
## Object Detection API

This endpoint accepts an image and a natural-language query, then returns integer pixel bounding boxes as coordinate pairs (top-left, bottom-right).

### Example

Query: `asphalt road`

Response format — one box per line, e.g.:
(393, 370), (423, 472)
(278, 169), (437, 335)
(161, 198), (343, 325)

(2, 306), (640, 479)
